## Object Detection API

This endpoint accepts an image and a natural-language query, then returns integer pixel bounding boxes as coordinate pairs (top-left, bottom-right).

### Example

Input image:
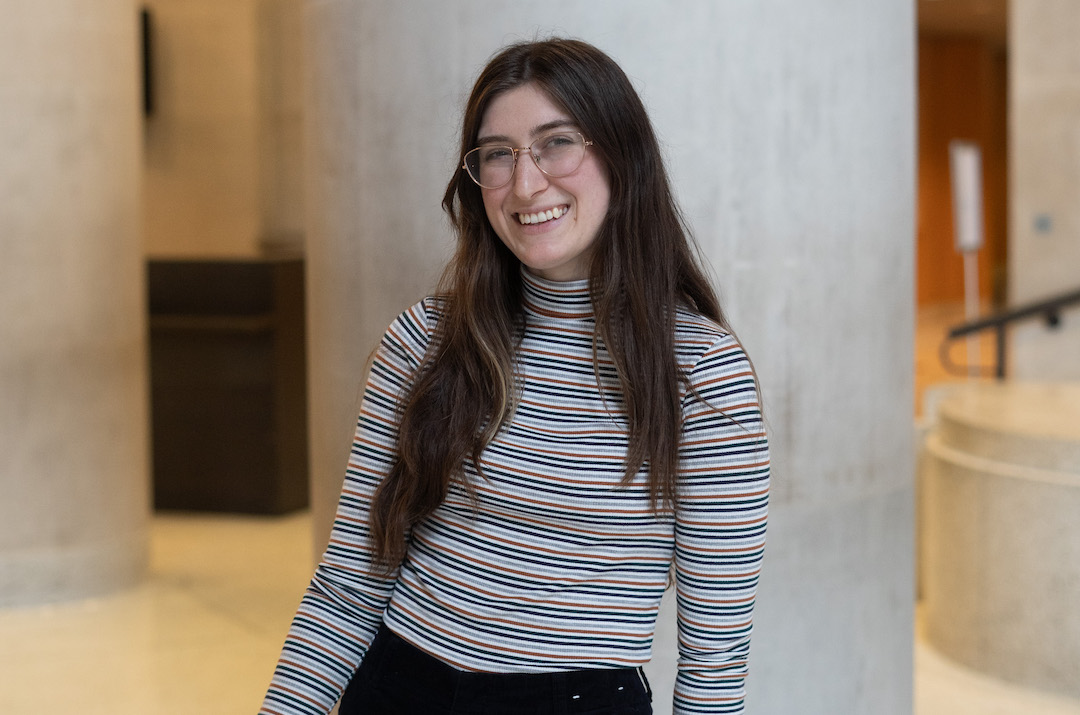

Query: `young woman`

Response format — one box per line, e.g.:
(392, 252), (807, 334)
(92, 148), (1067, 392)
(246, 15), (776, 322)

(261, 38), (769, 715)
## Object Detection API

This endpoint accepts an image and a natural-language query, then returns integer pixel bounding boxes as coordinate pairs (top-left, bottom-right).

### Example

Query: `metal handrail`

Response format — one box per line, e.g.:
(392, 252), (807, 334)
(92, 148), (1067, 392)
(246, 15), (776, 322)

(940, 286), (1080, 379)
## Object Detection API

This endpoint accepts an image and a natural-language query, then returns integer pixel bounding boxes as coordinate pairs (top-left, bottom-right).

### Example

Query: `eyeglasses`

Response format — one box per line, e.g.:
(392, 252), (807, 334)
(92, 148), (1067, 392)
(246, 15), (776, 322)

(462, 132), (593, 189)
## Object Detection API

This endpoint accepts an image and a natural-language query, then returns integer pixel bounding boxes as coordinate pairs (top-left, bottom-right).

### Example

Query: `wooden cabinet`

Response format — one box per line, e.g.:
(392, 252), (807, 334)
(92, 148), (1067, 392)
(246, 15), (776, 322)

(148, 257), (308, 513)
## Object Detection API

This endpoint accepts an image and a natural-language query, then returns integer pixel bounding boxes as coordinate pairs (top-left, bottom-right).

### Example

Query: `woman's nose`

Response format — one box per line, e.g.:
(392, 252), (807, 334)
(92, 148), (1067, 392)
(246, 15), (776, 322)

(511, 151), (548, 197)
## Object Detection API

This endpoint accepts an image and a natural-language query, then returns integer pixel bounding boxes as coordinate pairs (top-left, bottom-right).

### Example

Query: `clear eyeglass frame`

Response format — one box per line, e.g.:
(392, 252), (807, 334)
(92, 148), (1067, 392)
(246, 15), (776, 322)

(462, 131), (593, 189)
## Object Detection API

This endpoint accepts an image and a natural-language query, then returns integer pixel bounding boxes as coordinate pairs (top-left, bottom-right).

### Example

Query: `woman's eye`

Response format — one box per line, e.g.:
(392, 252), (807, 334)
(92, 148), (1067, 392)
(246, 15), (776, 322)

(481, 147), (513, 163)
(539, 134), (575, 151)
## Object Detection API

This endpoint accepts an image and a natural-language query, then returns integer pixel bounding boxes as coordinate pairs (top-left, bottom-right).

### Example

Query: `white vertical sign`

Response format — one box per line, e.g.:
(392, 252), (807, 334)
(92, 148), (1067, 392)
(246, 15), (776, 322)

(949, 141), (985, 253)
(948, 140), (985, 376)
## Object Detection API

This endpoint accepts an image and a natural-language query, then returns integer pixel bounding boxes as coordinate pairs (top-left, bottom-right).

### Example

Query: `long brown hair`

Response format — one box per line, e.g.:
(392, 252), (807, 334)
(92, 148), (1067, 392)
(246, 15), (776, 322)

(370, 38), (731, 571)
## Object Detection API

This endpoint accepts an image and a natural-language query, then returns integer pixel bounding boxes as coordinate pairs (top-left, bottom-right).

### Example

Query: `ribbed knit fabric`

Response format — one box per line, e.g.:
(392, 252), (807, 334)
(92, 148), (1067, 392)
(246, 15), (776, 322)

(260, 271), (769, 715)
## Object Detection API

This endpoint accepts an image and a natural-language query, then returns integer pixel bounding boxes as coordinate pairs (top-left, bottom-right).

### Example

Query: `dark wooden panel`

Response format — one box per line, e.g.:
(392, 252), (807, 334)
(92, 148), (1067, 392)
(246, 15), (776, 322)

(148, 258), (308, 514)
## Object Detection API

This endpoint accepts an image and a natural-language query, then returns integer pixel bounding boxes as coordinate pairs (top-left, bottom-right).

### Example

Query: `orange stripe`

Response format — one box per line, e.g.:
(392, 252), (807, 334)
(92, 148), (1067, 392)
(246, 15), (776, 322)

(443, 496), (668, 540)
(469, 477), (653, 516)
(680, 431), (767, 447)
(411, 531), (659, 588)
(265, 684), (325, 709)
(678, 485), (770, 499)
(402, 562), (658, 614)
(390, 602), (648, 668)
(394, 576), (656, 638)
(680, 459), (771, 475)
(678, 514), (767, 528)
(438, 518), (669, 564)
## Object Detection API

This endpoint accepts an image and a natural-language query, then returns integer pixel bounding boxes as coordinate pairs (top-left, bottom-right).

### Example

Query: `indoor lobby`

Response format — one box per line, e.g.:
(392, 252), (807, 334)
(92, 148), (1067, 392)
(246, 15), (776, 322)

(3, 1), (1079, 714)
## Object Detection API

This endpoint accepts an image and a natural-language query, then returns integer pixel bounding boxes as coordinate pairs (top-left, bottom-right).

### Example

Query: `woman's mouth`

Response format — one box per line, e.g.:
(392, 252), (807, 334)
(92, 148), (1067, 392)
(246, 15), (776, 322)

(516, 205), (568, 225)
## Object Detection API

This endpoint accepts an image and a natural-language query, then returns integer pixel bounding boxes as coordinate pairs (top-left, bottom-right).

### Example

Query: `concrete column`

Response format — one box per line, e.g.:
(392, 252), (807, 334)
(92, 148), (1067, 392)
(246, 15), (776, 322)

(0, 2), (149, 605)
(1010, 0), (1080, 380)
(303, 2), (915, 713)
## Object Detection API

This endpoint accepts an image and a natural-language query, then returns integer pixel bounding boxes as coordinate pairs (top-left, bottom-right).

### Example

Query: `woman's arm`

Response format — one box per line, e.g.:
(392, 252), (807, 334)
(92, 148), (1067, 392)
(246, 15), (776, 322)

(674, 333), (770, 714)
(259, 300), (433, 715)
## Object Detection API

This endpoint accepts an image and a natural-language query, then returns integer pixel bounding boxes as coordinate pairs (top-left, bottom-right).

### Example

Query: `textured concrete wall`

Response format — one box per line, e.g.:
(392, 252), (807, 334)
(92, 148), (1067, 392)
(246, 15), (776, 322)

(0, 1), (150, 606)
(303, 2), (916, 713)
(1010, 0), (1080, 379)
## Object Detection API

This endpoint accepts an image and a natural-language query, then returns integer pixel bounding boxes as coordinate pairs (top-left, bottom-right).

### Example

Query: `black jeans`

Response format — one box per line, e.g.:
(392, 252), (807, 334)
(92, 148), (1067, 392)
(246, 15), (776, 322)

(340, 625), (653, 715)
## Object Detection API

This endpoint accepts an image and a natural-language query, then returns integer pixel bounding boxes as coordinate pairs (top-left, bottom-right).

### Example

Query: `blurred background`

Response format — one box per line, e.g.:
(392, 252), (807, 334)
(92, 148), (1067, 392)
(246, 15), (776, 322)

(2, 1), (1079, 713)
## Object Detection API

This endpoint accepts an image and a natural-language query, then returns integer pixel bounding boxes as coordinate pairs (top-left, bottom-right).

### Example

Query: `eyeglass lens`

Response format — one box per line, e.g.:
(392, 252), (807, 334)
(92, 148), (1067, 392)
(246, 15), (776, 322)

(464, 133), (587, 189)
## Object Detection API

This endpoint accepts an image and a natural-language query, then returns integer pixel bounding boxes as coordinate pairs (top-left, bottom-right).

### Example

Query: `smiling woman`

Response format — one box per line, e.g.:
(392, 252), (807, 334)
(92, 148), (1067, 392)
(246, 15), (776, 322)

(474, 84), (610, 282)
(260, 38), (769, 715)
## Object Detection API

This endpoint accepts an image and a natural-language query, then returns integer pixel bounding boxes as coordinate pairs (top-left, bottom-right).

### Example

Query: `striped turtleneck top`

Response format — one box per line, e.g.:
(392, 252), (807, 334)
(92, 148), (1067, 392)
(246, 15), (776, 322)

(261, 272), (770, 715)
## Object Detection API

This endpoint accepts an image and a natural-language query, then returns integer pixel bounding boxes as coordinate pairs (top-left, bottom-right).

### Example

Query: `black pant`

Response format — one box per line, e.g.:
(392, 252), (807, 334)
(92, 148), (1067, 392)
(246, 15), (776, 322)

(340, 625), (653, 715)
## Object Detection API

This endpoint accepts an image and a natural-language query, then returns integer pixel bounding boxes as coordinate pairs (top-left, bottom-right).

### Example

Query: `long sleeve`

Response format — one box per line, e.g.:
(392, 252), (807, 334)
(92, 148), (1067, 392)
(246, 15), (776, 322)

(259, 300), (433, 715)
(673, 334), (770, 714)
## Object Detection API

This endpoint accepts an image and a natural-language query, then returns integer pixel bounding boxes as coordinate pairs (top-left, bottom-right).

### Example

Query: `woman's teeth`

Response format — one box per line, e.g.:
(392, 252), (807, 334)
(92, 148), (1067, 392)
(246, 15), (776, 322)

(517, 206), (566, 225)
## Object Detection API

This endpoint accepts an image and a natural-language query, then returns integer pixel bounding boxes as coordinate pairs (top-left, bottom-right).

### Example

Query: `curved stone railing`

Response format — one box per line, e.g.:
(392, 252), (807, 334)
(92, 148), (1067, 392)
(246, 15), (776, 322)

(920, 382), (1080, 699)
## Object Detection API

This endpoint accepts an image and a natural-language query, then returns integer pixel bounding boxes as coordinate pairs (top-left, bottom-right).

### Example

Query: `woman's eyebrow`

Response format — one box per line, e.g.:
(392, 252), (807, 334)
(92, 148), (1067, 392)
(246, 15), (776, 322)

(532, 118), (576, 135)
(477, 119), (577, 145)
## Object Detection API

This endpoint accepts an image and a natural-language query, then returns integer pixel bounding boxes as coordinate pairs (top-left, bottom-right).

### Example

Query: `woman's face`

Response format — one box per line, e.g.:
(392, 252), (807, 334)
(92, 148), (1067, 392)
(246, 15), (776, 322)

(476, 83), (611, 282)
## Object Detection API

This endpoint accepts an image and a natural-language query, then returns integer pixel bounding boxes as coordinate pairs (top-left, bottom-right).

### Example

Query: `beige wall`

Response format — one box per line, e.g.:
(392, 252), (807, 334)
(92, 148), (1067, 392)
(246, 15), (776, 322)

(257, 0), (305, 252)
(1010, 0), (1080, 379)
(0, 0), (150, 606)
(142, 0), (303, 258)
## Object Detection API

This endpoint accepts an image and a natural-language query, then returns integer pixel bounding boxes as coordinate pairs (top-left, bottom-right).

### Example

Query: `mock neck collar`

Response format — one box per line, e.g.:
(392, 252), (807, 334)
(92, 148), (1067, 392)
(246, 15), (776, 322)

(521, 268), (594, 320)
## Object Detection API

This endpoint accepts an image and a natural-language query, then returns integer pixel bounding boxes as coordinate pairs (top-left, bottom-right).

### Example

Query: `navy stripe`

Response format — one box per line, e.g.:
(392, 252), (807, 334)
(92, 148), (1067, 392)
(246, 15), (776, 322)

(261, 276), (769, 715)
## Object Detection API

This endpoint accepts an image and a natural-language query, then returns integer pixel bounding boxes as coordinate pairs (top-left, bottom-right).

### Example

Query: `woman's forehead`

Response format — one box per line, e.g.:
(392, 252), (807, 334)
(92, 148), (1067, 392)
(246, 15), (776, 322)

(477, 84), (577, 142)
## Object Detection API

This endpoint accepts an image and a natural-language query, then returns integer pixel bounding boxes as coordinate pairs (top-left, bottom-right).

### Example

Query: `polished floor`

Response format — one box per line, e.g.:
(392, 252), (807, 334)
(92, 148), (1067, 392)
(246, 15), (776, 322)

(3, 510), (1080, 714)
(0, 513), (313, 715)
(2, 303), (1077, 714)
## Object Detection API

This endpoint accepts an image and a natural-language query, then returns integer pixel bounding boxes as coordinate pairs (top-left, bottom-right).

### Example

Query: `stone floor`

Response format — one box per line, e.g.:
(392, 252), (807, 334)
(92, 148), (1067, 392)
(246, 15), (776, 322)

(0, 512), (312, 715)
(2, 510), (1080, 715)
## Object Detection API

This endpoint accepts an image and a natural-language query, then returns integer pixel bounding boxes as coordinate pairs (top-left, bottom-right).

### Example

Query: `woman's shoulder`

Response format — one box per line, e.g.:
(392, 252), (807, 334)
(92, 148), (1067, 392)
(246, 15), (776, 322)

(389, 295), (447, 332)
(379, 295), (447, 368)
(674, 306), (740, 364)
(674, 307), (761, 418)
(409, 295), (448, 328)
